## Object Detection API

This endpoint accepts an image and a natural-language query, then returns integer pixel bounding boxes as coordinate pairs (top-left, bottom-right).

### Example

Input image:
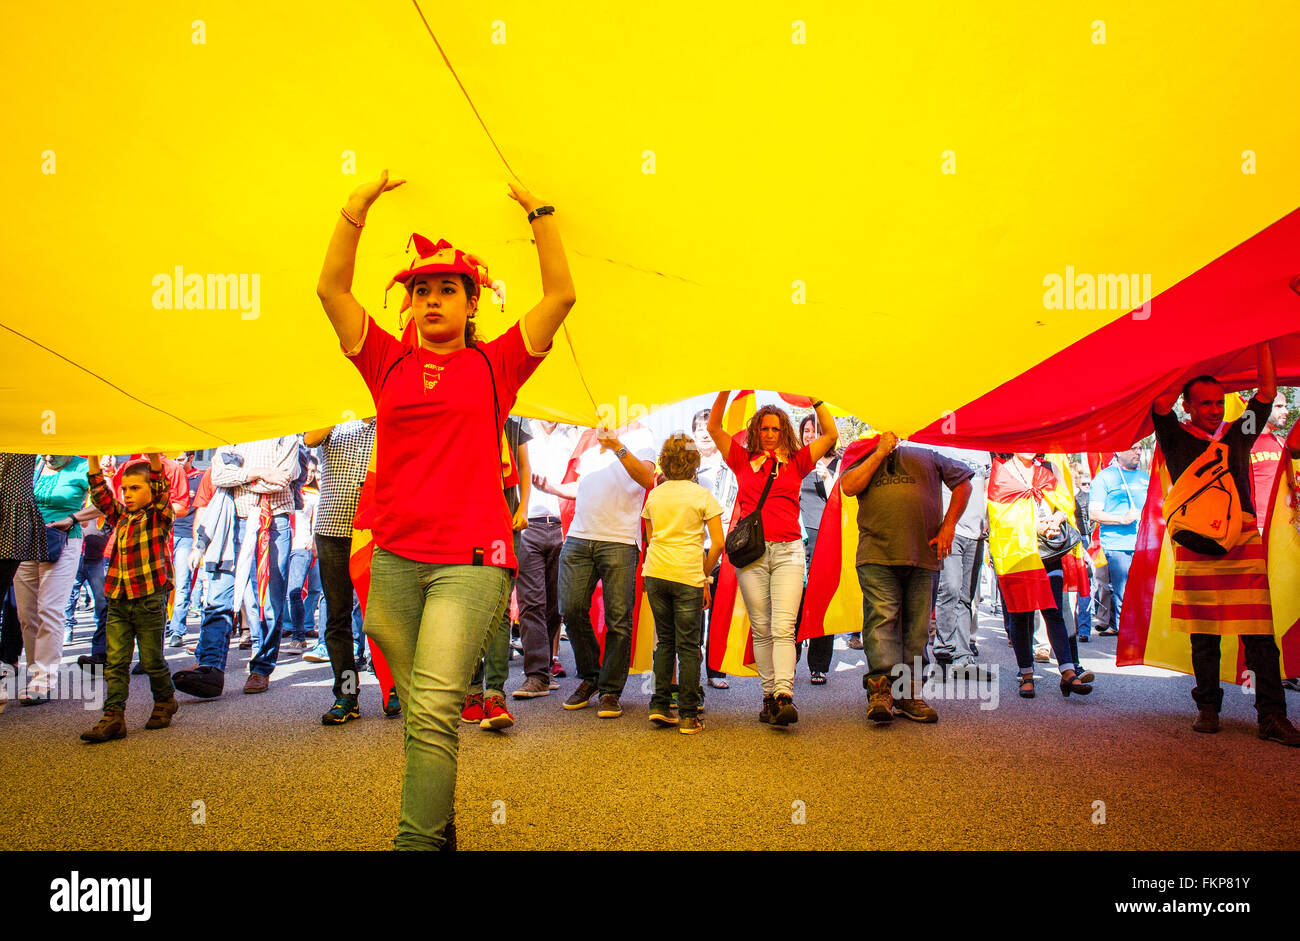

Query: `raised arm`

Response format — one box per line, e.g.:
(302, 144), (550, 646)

(316, 171), (406, 352)
(706, 391), (734, 458)
(1256, 340), (1277, 404)
(840, 433), (898, 498)
(806, 399), (839, 463)
(511, 184), (576, 355)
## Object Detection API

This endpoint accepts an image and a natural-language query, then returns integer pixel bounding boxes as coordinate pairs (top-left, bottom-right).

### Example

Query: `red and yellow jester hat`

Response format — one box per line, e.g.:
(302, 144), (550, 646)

(385, 233), (494, 346)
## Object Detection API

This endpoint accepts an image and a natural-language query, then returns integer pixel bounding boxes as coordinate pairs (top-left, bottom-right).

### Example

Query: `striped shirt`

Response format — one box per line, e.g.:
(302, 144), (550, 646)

(209, 437), (299, 518)
(89, 467), (174, 600)
(315, 420), (375, 538)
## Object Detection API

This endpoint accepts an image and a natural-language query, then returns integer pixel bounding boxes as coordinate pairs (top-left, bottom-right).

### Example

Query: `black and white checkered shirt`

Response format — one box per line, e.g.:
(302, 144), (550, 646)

(314, 420), (376, 538)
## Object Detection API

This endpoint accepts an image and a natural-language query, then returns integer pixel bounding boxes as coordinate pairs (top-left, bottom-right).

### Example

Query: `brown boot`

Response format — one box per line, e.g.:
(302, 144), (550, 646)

(865, 675), (893, 724)
(1192, 708), (1219, 733)
(1258, 713), (1300, 746)
(145, 697), (178, 730)
(894, 678), (938, 723)
(81, 710), (127, 744)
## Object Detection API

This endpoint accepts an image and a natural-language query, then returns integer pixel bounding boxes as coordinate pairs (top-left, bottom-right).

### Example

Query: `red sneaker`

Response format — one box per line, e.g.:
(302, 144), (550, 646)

(480, 694), (515, 730)
(551, 657), (567, 679)
(461, 691), (486, 723)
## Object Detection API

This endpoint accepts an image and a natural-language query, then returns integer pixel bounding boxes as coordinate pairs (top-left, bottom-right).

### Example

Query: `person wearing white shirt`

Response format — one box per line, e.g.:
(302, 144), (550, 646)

(551, 426), (656, 717)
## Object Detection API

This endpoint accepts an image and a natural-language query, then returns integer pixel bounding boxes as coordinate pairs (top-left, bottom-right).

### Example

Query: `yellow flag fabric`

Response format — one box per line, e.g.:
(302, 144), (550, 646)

(5, 2), (1300, 451)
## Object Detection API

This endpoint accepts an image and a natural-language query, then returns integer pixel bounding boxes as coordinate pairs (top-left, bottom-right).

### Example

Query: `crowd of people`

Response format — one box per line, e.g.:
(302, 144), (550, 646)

(3, 177), (1297, 853)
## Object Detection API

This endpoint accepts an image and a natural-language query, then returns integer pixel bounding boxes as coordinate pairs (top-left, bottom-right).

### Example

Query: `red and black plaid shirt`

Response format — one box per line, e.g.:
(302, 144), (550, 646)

(89, 467), (174, 600)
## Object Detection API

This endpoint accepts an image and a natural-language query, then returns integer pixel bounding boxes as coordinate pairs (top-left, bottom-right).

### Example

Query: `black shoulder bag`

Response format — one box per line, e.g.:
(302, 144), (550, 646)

(724, 458), (778, 569)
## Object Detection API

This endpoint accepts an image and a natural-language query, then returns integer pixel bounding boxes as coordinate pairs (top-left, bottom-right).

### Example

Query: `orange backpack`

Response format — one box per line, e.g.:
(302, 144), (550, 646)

(1163, 438), (1243, 556)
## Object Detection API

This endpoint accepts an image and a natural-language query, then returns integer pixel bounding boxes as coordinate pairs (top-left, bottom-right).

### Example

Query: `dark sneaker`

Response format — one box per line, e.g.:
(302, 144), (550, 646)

(321, 695), (360, 725)
(480, 694), (514, 730)
(1258, 713), (1300, 746)
(758, 695), (778, 724)
(461, 691), (486, 723)
(144, 698), (178, 730)
(243, 673), (269, 694)
(771, 694), (798, 726)
(513, 676), (552, 699)
(285, 639), (308, 654)
(383, 686), (402, 718)
(1282, 677), (1300, 692)
(865, 675), (893, 724)
(597, 694), (623, 718)
(678, 715), (704, 734)
(563, 680), (598, 710)
(846, 633), (864, 650)
(305, 629), (319, 639)
(173, 665), (224, 699)
(131, 661), (147, 675)
(1192, 708), (1219, 734)
(81, 711), (127, 743)
(166, 633), (186, 648)
(648, 706), (679, 726)
(78, 653), (106, 670)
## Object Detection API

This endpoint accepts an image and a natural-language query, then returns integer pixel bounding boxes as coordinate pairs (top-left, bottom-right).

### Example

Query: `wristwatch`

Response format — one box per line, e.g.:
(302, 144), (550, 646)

(615, 446), (629, 459)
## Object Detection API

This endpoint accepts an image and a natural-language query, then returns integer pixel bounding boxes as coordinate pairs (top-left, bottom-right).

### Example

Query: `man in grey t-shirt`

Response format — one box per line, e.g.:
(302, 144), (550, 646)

(840, 435), (972, 724)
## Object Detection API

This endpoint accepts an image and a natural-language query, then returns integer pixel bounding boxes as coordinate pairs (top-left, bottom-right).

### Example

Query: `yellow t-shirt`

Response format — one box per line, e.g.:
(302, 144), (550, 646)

(641, 480), (723, 587)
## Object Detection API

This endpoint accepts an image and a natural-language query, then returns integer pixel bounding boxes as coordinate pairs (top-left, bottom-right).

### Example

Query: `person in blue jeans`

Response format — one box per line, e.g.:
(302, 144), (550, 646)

(641, 433), (724, 733)
(839, 433), (973, 724)
(317, 171), (576, 850)
(1088, 449), (1148, 636)
(552, 426), (657, 718)
(166, 454), (202, 645)
(64, 534), (108, 644)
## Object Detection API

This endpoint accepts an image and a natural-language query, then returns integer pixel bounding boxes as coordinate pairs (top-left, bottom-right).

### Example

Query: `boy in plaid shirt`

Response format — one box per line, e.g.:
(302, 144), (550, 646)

(81, 453), (178, 743)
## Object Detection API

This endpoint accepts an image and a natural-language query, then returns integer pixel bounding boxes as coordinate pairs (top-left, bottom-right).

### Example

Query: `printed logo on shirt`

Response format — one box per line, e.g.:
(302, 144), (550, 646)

(871, 473), (917, 488)
(422, 362), (445, 392)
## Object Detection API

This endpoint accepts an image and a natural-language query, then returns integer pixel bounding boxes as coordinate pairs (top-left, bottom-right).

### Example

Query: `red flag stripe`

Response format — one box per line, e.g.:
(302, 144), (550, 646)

(1170, 603), (1274, 621)
(1172, 573), (1270, 591)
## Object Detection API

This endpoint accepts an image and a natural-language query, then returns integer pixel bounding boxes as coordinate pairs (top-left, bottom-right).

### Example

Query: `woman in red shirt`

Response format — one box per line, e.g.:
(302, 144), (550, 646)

(707, 393), (838, 725)
(317, 172), (575, 850)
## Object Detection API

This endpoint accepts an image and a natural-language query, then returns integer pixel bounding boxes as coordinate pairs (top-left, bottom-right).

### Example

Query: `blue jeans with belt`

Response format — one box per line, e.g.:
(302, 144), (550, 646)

(363, 547), (511, 850)
(559, 536), (640, 697)
(167, 534), (195, 637)
(856, 563), (937, 680)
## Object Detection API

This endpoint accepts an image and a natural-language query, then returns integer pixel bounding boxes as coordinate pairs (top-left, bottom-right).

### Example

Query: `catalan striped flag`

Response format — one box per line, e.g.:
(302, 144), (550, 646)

(1116, 444), (1300, 682)
(706, 391), (760, 675)
(346, 445), (396, 707)
(797, 436), (878, 644)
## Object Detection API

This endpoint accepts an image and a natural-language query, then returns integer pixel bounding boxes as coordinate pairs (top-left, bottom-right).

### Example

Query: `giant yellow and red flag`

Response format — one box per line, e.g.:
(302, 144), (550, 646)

(706, 391), (760, 676)
(1116, 403), (1300, 681)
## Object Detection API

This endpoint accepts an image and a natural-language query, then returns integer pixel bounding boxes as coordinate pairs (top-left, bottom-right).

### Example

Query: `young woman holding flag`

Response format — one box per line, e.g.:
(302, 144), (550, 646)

(317, 172), (576, 849)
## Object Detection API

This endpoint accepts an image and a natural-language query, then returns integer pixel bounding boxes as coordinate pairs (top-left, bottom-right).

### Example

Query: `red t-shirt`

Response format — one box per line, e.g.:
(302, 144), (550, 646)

(347, 315), (547, 569)
(724, 439), (814, 542)
(1250, 432), (1285, 517)
(193, 468), (216, 509)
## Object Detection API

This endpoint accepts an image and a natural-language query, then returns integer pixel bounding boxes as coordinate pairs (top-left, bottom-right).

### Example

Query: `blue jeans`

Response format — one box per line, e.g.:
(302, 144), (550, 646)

(559, 536), (639, 697)
(194, 566), (236, 672)
(644, 576), (705, 717)
(167, 534), (195, 637)
(734, 539), (805, 697)
(363, 547), (511, 850)
(238, 515), (292, 676)
(286, 548), (322, 642)
(856, 563), (937, 680)
(66, 555), (108, 654)
(1104, 549), (1133, 632)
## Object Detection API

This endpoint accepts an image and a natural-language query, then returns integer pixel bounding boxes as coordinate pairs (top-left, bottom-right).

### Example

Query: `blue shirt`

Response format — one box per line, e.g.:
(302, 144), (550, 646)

(1090, 463), (1149, 551)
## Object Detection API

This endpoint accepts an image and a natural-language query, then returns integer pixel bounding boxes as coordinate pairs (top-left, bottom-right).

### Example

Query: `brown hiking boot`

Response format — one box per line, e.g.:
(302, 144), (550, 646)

(865, 675), (893, 724)
(1192, 708), (1219, 734)
(1258, 713), (1300, 746)
(596, 693), (623, 718)
(145, 698), (178, 730)
(894, 679), (938, 723)
(80, 710), (127, 744)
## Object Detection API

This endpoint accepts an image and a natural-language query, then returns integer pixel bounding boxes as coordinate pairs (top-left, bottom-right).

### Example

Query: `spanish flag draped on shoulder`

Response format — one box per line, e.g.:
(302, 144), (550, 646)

(985, 455), (1089, 611)
(1116, 404), (1300, 682)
